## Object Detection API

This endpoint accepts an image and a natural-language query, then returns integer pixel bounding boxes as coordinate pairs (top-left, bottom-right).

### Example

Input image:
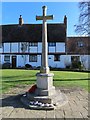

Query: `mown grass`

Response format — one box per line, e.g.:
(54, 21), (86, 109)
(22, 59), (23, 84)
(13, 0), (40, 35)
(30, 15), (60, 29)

(0, 69), (89, 93)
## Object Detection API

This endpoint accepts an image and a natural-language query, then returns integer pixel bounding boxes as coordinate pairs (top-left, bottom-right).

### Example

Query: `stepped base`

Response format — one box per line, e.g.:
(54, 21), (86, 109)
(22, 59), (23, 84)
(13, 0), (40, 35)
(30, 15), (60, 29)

(21, 72), (68, 110)
(21, 89), (68, 110)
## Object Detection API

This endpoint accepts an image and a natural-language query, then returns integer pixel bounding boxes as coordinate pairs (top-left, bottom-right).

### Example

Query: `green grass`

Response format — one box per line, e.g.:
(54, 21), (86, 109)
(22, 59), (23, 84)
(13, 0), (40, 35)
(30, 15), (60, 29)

(0, 69), (89, 93)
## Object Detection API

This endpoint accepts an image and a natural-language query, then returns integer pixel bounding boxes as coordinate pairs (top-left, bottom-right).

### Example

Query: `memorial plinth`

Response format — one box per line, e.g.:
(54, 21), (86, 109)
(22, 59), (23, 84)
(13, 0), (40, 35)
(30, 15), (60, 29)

(21, 6), (68, 110)
(36, 73), (55, 96)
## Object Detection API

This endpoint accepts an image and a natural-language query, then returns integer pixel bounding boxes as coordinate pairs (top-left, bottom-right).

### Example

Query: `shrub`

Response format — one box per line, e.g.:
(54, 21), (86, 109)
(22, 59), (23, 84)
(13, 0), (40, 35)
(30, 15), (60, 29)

(2, 63), (12, 69)
(72, 61), (82, 70)
(25, 64), (32, 69)
(66, 65), (71, 69)
(36, 66), (40, 70)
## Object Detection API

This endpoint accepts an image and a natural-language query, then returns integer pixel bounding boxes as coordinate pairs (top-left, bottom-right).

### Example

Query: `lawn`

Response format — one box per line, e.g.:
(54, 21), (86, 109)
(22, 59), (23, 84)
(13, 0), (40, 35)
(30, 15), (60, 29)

(0, 69), (89, 93)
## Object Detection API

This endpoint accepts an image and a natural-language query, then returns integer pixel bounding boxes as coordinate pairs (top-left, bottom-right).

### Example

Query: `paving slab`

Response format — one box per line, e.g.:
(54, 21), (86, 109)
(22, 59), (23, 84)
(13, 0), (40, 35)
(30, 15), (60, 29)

(0, 87), (89, 119)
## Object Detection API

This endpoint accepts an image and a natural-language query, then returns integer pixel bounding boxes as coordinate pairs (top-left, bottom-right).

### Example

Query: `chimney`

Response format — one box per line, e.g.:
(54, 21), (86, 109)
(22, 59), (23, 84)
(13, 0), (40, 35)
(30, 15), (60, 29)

(64, 15), (67, 55)
(64, 15), (67, 28)
(19, 15), (24, 25)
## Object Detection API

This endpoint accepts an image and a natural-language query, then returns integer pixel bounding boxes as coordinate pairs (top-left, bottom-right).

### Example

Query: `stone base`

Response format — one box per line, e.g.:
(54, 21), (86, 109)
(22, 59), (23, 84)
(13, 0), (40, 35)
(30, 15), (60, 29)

(36, 72), (55, 96)
(35, 87), (55, 96)
(21, 89), (68, 110)
(20, 72), (68, 110)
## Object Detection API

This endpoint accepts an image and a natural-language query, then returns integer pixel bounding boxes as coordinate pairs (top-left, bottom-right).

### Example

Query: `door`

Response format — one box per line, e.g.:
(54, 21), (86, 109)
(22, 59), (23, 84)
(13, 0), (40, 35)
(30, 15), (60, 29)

(12, 56), (16, 68)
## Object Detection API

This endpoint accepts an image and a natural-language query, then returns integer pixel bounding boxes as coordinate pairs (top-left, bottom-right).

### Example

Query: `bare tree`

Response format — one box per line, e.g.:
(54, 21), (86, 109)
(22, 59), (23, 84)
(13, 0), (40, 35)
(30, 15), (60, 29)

(75, 1), (90, 36)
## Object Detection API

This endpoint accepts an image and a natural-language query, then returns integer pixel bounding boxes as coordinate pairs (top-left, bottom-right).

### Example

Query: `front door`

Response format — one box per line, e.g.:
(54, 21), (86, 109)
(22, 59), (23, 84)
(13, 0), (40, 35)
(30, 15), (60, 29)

(12, 56), (17, 68)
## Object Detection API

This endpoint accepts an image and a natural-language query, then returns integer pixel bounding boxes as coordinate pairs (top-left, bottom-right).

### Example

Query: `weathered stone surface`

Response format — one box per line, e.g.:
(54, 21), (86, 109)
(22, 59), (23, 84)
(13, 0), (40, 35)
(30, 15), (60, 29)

(1, 87), (88, 119)
(21, 89), (68, 110)
(36, 73), (55, 96)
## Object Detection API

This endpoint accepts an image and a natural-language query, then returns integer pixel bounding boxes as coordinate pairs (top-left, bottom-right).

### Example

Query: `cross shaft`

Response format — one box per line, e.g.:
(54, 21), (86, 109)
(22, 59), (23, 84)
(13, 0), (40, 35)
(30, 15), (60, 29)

(36, 6), (53, 73)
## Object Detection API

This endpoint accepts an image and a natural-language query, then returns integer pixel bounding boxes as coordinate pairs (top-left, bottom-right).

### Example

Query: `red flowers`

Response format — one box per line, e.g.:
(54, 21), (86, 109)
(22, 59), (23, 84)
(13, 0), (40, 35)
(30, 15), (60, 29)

(28, 84), (37, 93)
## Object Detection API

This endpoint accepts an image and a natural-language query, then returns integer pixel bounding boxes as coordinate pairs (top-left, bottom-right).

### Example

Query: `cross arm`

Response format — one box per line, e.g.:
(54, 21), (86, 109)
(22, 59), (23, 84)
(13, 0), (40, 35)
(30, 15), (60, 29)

(45, 15), (54, 20)
(36, 15), (54, 21)
(36, 16), (43, 21)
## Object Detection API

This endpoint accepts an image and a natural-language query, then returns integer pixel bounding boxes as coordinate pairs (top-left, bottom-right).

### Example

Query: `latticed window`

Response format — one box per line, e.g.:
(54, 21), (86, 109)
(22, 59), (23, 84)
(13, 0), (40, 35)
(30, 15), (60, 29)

(29, 55), (37, 62)
(29, 42), (38, 46)
(48, 42), (56, 47)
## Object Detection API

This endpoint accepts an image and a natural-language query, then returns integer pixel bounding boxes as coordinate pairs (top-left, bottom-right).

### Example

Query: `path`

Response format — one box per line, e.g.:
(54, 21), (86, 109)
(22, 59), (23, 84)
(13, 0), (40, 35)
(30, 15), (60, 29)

(0, 86), (89, 119)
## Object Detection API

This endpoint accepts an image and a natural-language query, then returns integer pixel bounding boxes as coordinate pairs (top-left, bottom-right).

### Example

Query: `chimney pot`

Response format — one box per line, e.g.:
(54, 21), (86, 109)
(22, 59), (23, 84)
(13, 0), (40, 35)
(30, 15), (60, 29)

(19, 15), (24, 25)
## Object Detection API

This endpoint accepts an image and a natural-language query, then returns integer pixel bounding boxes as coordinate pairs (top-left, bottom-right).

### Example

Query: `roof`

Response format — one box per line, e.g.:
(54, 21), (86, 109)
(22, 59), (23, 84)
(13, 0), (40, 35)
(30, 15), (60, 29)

(1, 23), (66, 43)
(67, 36), (90, 55)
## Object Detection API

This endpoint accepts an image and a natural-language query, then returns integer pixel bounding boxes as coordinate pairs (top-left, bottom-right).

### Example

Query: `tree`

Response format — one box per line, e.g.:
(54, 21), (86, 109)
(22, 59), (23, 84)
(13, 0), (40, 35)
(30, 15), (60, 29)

(75, 1), (90, 36)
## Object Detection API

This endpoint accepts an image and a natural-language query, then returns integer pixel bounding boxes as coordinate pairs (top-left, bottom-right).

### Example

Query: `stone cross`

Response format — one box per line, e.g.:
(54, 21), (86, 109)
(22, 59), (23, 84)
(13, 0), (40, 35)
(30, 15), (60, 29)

(36, 6), (53, 73)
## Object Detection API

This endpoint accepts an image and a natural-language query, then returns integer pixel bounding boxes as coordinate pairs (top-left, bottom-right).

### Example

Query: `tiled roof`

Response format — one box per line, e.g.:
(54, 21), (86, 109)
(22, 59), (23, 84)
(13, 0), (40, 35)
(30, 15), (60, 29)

(67, 37), (90, 55)
(1, 23), (66, 43)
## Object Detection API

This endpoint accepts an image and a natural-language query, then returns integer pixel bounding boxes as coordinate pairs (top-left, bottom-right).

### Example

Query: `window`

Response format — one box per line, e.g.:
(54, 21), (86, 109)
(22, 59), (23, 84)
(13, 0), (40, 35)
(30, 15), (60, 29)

(54, 55), (60, 61)
(4, 55), (10, 62)
(77, 41), (84, 47)
(48, 42), (56, 47)
(29, 55), (37, 62)
(29, 42), (38, 46)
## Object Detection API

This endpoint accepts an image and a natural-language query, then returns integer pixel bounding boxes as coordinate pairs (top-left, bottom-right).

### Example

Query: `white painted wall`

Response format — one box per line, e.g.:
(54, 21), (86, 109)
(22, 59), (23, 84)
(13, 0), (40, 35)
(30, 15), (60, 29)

(48, 47), (55, 53)
(48, 55), (66, 68)
(4, 43), (10, 52)
(0, 48), (2, 53)
(30, 47), (37, 53)
(56, 43), (65, 52)
(1, 55), (4, 64)
(64, 55), (71, 67)
(38, 42), (42, 53)
(17, 55), (25, 67)
(80, 55), (90, 70)
(11, 43), (18, 52)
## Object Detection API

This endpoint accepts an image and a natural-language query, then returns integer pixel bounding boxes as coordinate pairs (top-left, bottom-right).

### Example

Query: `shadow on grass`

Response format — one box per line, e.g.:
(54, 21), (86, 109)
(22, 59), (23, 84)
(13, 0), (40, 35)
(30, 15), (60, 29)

(2, 78), (89, 83)
(2, 79), (36, 83)
(53, 78), (89, 81)
(2, 78), (90, 83)
(2, 75), (35, 79)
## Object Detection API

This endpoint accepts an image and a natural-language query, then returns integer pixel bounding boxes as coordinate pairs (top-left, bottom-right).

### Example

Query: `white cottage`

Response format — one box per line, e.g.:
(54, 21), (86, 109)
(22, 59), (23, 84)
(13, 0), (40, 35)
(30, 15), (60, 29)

(0, 15), (90, 70)
(0, 15), (67, 68)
